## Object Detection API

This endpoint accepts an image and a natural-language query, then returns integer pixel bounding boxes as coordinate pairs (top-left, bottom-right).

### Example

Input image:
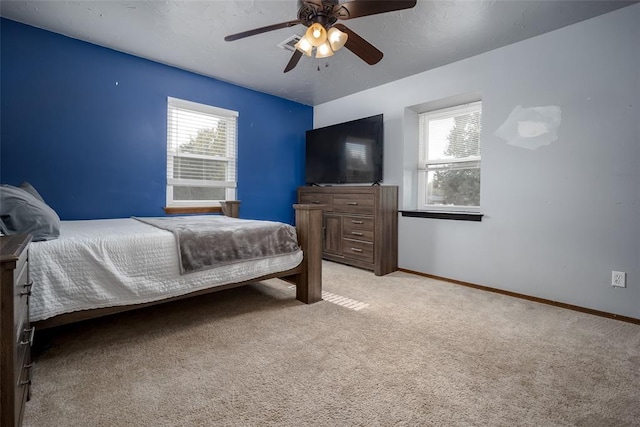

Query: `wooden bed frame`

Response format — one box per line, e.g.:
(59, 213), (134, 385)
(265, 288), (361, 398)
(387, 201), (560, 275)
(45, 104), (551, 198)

(32, 202), (324, 330)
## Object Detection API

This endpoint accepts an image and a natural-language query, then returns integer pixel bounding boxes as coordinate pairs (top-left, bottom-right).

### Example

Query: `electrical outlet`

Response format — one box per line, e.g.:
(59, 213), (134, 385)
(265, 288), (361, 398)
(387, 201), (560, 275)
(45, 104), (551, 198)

(612, 271), (626, 288)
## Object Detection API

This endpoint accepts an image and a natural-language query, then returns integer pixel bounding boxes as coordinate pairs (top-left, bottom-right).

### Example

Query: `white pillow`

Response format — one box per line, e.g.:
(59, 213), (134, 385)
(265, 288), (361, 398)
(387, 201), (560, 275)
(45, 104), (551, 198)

(0, 184), (60, 241)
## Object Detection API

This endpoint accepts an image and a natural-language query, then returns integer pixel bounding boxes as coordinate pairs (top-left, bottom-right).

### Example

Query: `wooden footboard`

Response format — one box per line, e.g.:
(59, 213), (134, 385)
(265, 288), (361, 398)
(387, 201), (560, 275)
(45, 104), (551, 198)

(289, 204), (323, 303)
(221, 201), (323, 303)
(32, 203), (324, 330)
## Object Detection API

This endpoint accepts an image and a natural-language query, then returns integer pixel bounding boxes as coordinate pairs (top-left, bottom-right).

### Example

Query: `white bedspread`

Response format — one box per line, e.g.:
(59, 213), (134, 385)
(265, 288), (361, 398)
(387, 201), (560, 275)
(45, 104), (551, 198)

(29, 218), (303, 321)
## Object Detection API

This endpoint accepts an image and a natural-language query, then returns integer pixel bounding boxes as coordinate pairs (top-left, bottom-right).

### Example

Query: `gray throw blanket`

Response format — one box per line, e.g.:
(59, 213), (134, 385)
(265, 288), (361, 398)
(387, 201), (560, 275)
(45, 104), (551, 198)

(134, 216), (300, 274)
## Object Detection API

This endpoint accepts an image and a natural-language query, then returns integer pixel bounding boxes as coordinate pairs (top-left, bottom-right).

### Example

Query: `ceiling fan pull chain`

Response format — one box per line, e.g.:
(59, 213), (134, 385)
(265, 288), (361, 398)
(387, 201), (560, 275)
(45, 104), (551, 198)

(315, 59), (330, 71)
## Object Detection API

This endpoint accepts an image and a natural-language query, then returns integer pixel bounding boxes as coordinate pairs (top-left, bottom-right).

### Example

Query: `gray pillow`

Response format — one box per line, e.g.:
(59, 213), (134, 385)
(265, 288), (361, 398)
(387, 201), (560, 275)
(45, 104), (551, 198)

(0, 184), (61, 241)
(19, 181), (46, 203)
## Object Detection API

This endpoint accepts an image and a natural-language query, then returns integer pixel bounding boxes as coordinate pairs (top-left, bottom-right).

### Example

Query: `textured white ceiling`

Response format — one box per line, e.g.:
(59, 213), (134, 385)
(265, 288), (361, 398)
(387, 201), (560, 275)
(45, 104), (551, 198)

(1, 0), (636, 106)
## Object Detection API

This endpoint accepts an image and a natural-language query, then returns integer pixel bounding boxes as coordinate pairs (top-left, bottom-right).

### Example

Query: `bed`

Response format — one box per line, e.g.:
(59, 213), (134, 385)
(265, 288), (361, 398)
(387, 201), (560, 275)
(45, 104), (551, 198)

(28, 202), (324, 329)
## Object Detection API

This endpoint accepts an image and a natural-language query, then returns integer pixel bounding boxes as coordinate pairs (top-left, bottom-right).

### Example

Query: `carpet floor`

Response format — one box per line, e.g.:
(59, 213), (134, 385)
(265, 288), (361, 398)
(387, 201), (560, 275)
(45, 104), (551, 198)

(24, 261), (640, 426)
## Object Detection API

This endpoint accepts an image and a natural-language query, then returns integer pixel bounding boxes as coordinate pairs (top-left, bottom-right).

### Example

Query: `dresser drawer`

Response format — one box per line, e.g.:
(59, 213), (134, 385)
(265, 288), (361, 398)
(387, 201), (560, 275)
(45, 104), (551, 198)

(15, 343), (32, 425)
(15, 333), (31, 387)
(334, 194), (375, 215)
(299, 193), (333, 211)
(14, 255), (31, 334)
(14, 246), (28, 284)
(342, 216), (374, 242)
(342, 238), (374, 264)
(16, 310), (34, 356)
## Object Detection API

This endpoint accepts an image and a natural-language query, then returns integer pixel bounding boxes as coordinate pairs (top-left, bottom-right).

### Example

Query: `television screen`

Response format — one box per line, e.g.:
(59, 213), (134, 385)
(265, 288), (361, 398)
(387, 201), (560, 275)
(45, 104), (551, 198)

(305, 114), (383, 185)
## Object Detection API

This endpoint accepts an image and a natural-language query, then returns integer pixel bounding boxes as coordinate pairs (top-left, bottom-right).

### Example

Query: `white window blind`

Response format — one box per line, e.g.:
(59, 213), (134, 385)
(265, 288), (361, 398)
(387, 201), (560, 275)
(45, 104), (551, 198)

(418, 101), (482, 211)
(166, 97), (238, 207)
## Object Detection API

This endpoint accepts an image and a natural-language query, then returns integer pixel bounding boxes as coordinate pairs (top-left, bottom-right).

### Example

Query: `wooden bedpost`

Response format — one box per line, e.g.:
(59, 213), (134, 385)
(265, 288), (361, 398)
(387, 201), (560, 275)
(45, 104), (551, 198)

(293, 204), (324, 304)
(220, 201), (240, 218)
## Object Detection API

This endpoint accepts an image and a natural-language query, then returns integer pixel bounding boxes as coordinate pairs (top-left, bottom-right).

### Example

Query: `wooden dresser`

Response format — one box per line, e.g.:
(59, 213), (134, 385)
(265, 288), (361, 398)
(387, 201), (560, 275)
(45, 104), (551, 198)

(1, 234), (34, 427)
(298, 185), (398, 276)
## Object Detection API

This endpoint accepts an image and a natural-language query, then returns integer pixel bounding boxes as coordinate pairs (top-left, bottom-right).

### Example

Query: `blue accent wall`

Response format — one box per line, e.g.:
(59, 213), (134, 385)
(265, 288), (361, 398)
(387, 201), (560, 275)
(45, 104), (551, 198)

(0, 19), (312, 224)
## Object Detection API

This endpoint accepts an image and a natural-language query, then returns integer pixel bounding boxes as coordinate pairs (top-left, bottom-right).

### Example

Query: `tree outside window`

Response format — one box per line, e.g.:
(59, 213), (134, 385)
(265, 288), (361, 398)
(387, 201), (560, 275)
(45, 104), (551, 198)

(418, 102), (482, 211)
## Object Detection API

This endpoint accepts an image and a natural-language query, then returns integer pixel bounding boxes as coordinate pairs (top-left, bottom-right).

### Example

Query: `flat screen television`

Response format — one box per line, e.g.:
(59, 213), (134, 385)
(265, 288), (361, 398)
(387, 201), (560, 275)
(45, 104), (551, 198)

(305, 114), (384, 185)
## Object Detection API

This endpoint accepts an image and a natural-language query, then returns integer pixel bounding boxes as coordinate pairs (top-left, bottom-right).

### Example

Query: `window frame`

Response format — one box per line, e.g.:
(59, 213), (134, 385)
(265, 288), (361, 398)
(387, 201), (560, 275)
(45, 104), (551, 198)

(417, 101), (482, 213)
(166, 97), (238, 208)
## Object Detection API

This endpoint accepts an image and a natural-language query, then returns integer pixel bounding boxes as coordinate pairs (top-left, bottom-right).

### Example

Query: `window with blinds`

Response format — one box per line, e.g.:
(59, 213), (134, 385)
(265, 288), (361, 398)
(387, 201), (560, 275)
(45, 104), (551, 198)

(418, 101), (482, 211)
(166, 97), (238, 207)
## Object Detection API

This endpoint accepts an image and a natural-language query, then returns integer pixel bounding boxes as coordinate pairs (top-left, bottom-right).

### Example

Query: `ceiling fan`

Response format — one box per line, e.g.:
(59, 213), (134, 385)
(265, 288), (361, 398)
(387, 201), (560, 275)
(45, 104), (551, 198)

(224, 0), (417, 73)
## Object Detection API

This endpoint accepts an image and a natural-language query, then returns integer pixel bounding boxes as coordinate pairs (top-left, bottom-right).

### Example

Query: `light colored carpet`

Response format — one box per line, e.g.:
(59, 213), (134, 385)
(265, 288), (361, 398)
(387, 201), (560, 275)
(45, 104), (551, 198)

(24, 261), (640, 426)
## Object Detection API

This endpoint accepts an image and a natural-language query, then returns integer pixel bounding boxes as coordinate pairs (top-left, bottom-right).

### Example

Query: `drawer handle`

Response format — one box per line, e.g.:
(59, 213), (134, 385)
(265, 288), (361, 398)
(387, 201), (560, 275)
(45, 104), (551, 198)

(351, 220), (364, 224)
(347, 202), (358, 205)
(351, 232), (364, 236)
(350, 248), (363, 253)
(311, 200), (320, 204)
(19, 363), (34, 387)
(20, 327), (36, 347)
(21, 281), (34, 297)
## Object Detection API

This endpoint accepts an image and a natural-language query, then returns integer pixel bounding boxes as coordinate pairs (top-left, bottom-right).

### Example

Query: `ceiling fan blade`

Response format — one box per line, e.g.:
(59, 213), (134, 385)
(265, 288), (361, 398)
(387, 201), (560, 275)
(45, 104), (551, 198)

(333, 24), (383, 65)
(225, 20), (303, 42)
(284, 50), (304, 73)
(301, 0), (324, 8)
(334, 0), (417, 20)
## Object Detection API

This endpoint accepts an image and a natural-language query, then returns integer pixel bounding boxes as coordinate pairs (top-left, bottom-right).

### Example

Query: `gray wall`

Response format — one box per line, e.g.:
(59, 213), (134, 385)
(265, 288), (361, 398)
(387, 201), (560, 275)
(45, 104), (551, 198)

(314, 5), (640, 319)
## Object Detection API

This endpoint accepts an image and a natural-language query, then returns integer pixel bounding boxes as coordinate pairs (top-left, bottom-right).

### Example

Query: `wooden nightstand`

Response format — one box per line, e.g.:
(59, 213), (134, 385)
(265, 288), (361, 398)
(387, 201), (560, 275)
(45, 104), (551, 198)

(1, 234), (34, 427)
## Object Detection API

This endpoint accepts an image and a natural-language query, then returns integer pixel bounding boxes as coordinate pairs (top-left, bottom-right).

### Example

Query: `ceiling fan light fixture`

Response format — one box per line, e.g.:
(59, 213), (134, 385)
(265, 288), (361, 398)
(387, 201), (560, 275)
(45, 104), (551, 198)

(315, 41), (334, 58)
(225, 0), (418, 73)
(294, 37), (313, 56)
(305, 22), (327, 47)
(327, 27), (348, 51)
